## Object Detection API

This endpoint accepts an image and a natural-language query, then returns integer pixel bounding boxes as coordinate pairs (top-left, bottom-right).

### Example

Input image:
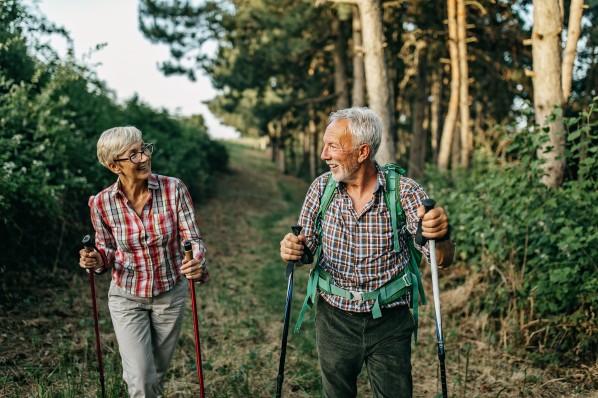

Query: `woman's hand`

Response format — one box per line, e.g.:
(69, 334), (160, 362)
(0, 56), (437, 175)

(181, 255), (205, 281)
(79, 249), (104, 272)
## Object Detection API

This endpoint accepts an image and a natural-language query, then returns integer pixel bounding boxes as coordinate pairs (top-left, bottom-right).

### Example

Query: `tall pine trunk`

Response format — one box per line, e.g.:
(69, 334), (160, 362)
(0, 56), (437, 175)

(438, 0), (460, 170)
(358, 0), (395, 165)
(352, 5), (366, 107)
(532, 0), (566, 187)
(408, 41), (428, 179)
(457, 0), (472, 168)
(562, 0), (584, 100)
(430, 64), (442, 163)
(333, 16), (350, 110)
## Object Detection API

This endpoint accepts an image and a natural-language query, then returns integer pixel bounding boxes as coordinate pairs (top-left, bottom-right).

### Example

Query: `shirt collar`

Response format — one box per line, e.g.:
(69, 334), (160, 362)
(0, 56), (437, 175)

(109, 174), (159, 197)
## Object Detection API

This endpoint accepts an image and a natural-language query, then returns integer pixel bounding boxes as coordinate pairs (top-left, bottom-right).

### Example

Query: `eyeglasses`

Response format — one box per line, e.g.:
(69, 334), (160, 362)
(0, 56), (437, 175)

(114, 143), (154, 164)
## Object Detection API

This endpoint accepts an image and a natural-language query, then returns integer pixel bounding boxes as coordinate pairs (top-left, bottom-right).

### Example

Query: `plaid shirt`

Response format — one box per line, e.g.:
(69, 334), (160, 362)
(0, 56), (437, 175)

(90, 174), (207, 297)
(298, 163), (430, 313)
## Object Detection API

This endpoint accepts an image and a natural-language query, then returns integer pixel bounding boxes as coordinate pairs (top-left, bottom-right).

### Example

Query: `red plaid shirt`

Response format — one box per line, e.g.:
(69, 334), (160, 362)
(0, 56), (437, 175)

(298, 163), (430, 313)
(90, 174), (208, 297)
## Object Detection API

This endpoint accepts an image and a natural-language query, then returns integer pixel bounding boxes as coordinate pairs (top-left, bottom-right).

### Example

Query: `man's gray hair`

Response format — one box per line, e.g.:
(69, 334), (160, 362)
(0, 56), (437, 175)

(328, 107), (382, 160)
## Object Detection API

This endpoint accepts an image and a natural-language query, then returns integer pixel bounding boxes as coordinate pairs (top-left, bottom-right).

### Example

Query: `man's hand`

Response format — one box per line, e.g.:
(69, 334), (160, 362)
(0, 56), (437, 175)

(280, 233), (306, 263)
(417, 205), (450, 240)
(417, 204), (454, 268)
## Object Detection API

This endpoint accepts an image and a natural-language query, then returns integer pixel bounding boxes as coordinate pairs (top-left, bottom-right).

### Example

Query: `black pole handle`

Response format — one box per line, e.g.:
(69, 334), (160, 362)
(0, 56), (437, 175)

(82, 235), (95, 252)
(422, 198), (436, 212)
(285, 225), (315, 277)
(415, 198), (436, 245)
(286, 226), (302, 277)
(290, 225), (302, 236)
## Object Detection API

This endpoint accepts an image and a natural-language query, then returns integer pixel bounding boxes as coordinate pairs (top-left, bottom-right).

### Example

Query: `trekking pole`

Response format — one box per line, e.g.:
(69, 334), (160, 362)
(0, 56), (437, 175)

(276, 225), (313, 398)
(421, 199), (448, 398)
(184, 240), (205, 398)
(82, 235), (106, 398)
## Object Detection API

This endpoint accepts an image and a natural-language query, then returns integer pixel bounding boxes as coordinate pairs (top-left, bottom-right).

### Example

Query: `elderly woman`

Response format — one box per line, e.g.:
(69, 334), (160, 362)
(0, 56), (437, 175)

(79, 126), (208, 397)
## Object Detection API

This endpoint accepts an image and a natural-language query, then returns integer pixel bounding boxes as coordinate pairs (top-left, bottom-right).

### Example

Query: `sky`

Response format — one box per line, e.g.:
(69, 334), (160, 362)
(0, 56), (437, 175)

(36, 0), (239, 139)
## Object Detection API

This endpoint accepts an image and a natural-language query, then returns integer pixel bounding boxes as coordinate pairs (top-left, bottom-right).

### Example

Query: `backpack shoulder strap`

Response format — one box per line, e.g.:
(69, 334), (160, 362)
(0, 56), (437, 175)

(294, 174), (337, 333)
(315, 172), (338, 239)
(318, 173), (337, 226)
(382, 164), (427, 341)
(381, 164), (406, 253)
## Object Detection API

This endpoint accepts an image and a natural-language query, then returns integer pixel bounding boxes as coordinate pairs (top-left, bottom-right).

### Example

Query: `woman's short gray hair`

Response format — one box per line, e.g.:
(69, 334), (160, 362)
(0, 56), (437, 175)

(96, 126), (143, 168)
(328, 107), (382, 160)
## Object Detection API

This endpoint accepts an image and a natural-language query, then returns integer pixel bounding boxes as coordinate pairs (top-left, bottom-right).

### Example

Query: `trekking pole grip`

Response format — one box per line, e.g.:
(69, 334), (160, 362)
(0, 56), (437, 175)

(422, 198), (436, 214)
(286, 226), (302, 277)
(184, 240), (193, 260)
(415, 199), (436, 245)
(82, 235), (94, 253)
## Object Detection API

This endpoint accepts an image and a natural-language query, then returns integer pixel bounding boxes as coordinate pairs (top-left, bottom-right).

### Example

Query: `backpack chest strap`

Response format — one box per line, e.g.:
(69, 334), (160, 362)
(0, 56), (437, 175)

(295, 266), (413, 328)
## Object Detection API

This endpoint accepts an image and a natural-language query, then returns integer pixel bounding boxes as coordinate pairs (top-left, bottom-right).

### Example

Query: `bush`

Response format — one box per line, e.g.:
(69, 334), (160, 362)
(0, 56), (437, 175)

(424, 98), (598, 364)
(0, 4), (229, 274)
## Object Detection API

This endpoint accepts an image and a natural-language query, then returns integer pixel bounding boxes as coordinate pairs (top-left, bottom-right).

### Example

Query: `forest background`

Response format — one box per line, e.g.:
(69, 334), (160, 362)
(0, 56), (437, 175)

(0, 0), (596, 396)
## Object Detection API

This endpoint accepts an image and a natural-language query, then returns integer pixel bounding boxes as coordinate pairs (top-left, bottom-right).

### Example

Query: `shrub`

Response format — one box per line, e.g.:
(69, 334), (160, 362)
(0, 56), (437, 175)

(424, 98), (597, 364)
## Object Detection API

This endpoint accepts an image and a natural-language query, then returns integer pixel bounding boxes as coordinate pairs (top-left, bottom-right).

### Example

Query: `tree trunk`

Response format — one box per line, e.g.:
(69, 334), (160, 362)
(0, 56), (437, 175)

(351, 5), (366, 107)
(561, 0), (584, 101)
(430, 64), (442, 163)
(333, 16), (350, 110)
(438, 0), (460, 170)
(308, 103), (318, 180)
(408, 41), (428, 179)
(532, 0), (566, 187)
(451, 122), (460, 171)
(303, 109), (312, 176)
(457, 0), (472, 168)
(267, 122), (277, 163)
(357, 0), (395, 165)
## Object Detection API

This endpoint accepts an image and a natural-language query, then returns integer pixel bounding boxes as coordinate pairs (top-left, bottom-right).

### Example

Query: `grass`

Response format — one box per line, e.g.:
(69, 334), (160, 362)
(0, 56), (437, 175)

(0, 139), (595, 397)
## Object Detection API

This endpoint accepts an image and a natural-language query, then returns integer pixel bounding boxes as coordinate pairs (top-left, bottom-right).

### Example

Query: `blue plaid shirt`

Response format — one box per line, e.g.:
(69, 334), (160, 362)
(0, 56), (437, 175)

(298, 163), (430, 313)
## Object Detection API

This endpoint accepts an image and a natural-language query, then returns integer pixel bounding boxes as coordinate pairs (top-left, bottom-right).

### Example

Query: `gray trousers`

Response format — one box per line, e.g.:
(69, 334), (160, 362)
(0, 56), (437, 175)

(315, 297), (415, 398)
(108, 279), (188, 398)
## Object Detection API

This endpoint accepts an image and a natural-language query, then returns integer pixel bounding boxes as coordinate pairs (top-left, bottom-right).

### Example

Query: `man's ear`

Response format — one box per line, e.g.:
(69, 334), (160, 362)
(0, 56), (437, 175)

(357, 144), (371, 163)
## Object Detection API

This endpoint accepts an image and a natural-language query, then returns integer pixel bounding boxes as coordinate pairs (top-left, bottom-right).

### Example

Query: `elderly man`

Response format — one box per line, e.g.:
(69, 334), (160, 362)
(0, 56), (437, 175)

(280, 107), (454, 398)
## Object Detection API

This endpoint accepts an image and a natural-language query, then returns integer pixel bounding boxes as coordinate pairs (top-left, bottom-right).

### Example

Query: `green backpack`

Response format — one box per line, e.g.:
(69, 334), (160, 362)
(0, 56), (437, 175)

(294, 164), (427, 341)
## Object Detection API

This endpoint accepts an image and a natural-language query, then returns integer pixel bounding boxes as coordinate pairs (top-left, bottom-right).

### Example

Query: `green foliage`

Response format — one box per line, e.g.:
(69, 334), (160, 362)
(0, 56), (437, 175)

(0, 3), (229, 271)
(425, 99), (598, 363)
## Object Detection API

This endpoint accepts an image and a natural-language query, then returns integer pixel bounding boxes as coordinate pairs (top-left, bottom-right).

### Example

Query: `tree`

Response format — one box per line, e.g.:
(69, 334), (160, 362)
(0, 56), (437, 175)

(530, 0), (585, 187)
(357, 0), (396, 164)
(438, 0), (460, 170)
(351, 5), (366, 107)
